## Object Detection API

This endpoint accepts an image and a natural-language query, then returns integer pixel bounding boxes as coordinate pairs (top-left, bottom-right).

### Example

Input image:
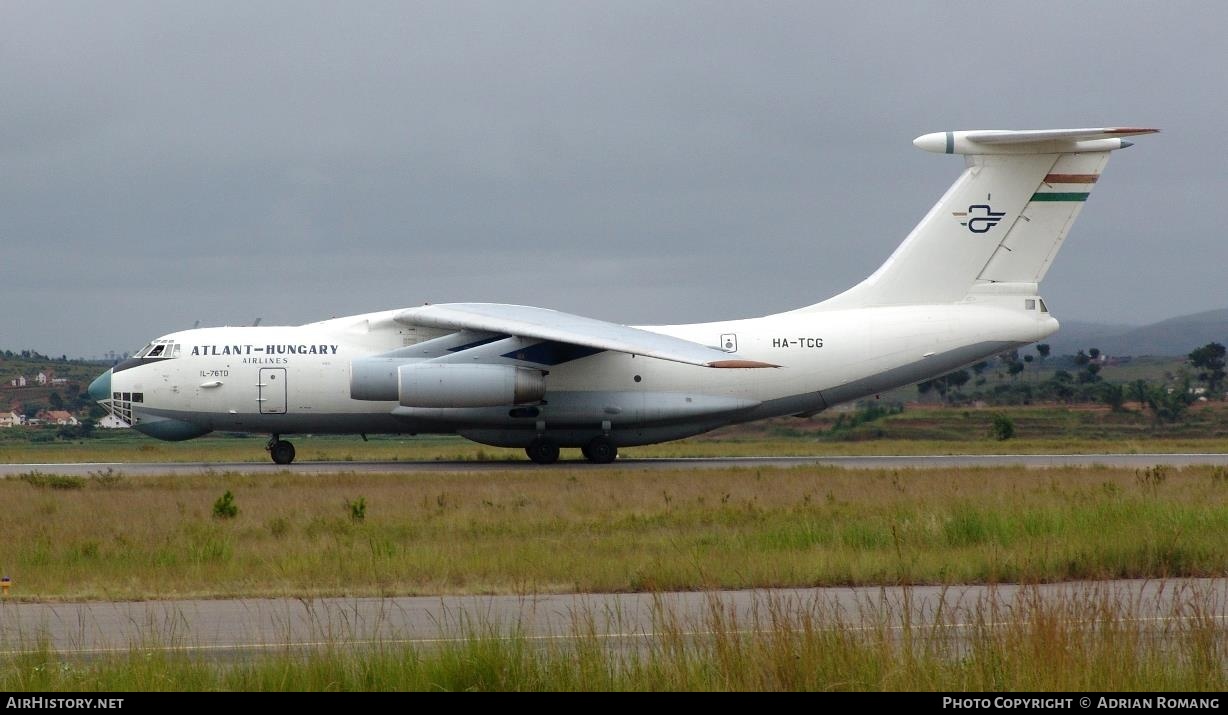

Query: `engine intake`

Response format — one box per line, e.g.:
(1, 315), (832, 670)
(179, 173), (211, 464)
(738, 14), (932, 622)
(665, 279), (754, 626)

(350, 358), (402, 401)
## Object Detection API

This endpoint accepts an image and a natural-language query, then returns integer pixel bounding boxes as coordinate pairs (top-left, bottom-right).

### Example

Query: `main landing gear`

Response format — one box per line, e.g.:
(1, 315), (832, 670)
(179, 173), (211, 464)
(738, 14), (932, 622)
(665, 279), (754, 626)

(525, 438), (560, 465)
(524, 436), (618, 465)
(581, 436), (617, 464)
(267, 434), (296, 465)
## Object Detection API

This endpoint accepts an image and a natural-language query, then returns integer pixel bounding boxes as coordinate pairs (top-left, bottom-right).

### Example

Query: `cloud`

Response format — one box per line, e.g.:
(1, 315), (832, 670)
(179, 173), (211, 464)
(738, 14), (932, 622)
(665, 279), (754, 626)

(1, 1), (1222, 356)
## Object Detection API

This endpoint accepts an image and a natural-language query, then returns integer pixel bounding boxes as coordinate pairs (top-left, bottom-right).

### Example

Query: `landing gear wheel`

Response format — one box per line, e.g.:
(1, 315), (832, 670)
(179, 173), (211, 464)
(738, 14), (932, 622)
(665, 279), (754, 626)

(270, 440), (296, 465)
(525, 438), (560, 465)
(584, 436), (617, 464)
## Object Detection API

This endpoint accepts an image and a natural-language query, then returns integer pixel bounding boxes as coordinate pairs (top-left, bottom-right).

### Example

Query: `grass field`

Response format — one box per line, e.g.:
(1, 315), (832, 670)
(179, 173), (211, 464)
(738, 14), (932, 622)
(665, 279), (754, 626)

(3, 584), (1224, 691)
(4, 402), (1225, 691)
(2, 464), (1226, 601)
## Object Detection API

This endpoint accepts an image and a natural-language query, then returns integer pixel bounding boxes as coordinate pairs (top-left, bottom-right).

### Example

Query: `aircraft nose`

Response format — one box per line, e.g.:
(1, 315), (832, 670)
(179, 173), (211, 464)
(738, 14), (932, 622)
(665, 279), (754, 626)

(88, 369), (112, 403)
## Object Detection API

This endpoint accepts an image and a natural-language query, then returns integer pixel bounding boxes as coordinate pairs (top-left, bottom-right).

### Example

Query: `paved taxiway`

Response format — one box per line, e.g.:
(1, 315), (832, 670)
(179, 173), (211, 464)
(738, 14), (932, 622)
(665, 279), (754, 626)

(2, 453), (1228, 476)
(1, 579), (1223, 656)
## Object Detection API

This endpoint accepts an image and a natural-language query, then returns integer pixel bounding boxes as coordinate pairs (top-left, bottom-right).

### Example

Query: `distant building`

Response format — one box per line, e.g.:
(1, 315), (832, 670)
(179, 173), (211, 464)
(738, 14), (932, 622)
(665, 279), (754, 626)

(10, 376), (27, 388)
(38, 410), (78, 426)
(35, 372), (48, 385)
(0, 411), (23, 428)
(97, 414), (130, 429)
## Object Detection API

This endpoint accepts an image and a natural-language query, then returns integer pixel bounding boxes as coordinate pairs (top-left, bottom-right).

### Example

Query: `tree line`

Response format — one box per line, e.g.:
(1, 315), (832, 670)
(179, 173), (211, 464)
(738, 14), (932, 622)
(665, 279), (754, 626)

(918, 342), (1226, 422)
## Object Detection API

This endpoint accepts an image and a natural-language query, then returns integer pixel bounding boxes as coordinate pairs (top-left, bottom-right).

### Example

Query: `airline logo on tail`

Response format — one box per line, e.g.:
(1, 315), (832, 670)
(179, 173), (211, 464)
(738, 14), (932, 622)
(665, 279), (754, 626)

(952, 203), (1006, 233)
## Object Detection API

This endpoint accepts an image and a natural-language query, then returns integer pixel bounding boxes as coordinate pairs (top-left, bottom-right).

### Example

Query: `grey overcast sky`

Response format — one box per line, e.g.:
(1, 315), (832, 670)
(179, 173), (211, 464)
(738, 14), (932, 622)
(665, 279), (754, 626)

(2, 1), (1224, 358)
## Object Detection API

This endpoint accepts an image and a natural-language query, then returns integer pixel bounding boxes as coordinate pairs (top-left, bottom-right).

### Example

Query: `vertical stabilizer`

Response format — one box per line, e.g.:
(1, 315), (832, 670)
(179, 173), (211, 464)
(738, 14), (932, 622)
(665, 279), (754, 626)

(976, 151), (1111, 284)
(805, 128), (1156, 311)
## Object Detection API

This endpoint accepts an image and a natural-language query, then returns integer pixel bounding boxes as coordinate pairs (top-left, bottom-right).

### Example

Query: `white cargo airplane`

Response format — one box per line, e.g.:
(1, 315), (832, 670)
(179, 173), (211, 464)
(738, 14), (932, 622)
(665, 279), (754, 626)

(89, 127), (1156, 464)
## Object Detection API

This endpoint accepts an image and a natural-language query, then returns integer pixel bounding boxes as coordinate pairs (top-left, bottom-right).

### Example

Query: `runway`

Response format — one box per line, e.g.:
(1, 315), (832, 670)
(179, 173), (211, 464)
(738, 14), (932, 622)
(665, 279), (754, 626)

(2, 453), (1228, 476)
(1, 579), (1223, 657)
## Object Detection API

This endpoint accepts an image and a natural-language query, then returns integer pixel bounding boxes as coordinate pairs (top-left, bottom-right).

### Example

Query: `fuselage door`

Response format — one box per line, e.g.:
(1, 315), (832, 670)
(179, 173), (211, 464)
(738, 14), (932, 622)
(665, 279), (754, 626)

(258, 368), (287, 414)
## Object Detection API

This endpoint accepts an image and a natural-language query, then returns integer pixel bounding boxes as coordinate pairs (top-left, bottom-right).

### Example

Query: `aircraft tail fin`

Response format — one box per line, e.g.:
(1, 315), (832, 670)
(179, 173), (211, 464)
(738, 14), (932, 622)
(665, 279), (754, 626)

(806, 127), (1156, 311)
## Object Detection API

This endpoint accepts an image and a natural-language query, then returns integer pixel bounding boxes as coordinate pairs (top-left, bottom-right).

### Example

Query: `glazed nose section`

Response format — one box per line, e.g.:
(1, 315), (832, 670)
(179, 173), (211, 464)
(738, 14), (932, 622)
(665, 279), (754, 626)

(88, 369), (113, 403)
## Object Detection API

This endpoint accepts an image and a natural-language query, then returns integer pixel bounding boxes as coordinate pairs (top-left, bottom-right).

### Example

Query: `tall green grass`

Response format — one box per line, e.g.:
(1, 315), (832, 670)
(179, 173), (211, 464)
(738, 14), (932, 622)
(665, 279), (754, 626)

(2, 585), (1223, 691)
(2, 466), (1227, 599)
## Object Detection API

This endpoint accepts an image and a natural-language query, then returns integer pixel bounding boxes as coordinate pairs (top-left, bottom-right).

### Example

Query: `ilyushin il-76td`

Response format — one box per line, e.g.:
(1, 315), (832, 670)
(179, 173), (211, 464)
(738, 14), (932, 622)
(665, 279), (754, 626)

(89, 127), (1156, 464)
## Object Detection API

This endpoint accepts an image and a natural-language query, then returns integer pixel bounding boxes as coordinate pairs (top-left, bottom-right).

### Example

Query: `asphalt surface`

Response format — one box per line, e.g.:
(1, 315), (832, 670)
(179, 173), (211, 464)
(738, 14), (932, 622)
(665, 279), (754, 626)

(1, 579), (1223, 656)
(3, 453), (1228, 476)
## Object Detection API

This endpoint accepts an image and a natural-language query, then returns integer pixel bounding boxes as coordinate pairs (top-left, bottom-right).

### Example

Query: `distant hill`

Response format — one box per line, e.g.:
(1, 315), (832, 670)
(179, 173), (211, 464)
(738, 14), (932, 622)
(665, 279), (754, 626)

(0, 352), (109, 414)
(1047, 308), (1228, 357)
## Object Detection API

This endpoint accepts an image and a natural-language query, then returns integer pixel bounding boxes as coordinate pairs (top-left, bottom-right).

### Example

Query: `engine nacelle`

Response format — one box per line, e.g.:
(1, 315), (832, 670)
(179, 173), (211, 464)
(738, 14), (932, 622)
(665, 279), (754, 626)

(351, 360), (546, 406)
(398, 363), (545, 408)
(350, 358), (403, 401)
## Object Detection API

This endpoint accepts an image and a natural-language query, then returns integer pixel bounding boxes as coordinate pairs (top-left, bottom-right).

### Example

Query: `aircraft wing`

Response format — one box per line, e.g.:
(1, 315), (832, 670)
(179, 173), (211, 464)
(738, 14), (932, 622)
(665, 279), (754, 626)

(393, 303), (774, 368)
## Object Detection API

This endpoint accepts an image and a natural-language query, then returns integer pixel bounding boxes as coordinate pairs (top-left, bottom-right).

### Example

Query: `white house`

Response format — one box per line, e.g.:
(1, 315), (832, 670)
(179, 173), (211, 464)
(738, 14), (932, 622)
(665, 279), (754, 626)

(0, 411), (23, 428)
(35, 372), (48, 385)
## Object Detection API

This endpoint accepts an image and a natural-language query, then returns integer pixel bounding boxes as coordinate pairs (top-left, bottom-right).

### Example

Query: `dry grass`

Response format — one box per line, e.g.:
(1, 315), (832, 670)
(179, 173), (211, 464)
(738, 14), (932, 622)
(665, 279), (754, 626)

(2, 465), (1227, 600)
(2, 584), (1224, 691)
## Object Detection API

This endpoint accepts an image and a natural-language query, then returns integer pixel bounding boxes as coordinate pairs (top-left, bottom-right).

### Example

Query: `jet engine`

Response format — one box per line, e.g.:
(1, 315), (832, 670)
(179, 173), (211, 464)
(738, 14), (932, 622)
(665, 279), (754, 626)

(399, 363), (545, 407)
(351, 359), (544, 407)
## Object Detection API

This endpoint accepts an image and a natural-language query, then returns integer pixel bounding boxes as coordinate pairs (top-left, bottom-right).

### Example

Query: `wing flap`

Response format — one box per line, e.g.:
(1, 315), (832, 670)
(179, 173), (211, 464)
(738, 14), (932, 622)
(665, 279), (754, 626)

(394, 303), (776, 368)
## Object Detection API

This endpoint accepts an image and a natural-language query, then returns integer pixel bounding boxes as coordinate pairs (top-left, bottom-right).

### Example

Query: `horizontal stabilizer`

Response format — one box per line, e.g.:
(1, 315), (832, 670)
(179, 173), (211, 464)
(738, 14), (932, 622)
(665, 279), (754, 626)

(914, 127), (1158, 155)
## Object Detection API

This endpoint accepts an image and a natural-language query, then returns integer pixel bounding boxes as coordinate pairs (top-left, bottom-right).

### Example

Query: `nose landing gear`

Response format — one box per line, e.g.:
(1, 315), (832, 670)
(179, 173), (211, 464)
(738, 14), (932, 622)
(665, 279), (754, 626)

(267, 434), (296, 465)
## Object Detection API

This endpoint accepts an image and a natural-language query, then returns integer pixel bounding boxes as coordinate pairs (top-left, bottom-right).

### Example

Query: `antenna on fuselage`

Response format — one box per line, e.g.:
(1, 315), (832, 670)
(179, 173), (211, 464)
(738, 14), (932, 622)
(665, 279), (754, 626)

(251, 318), (262, 327)
(192, 320), (201, 329)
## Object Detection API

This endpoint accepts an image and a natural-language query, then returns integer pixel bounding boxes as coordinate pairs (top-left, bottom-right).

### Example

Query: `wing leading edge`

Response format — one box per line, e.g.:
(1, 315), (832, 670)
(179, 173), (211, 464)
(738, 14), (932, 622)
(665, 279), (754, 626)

(394, 303), (776, 368)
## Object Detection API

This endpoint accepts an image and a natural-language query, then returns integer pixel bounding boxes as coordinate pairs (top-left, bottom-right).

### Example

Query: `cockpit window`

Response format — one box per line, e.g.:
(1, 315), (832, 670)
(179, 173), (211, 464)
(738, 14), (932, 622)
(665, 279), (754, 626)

(133, 339), (182, 359)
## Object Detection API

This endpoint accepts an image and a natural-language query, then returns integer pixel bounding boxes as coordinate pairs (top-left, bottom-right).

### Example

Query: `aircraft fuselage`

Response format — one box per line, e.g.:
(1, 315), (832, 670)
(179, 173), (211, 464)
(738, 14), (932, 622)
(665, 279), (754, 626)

(96, 300), (1054, 450)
